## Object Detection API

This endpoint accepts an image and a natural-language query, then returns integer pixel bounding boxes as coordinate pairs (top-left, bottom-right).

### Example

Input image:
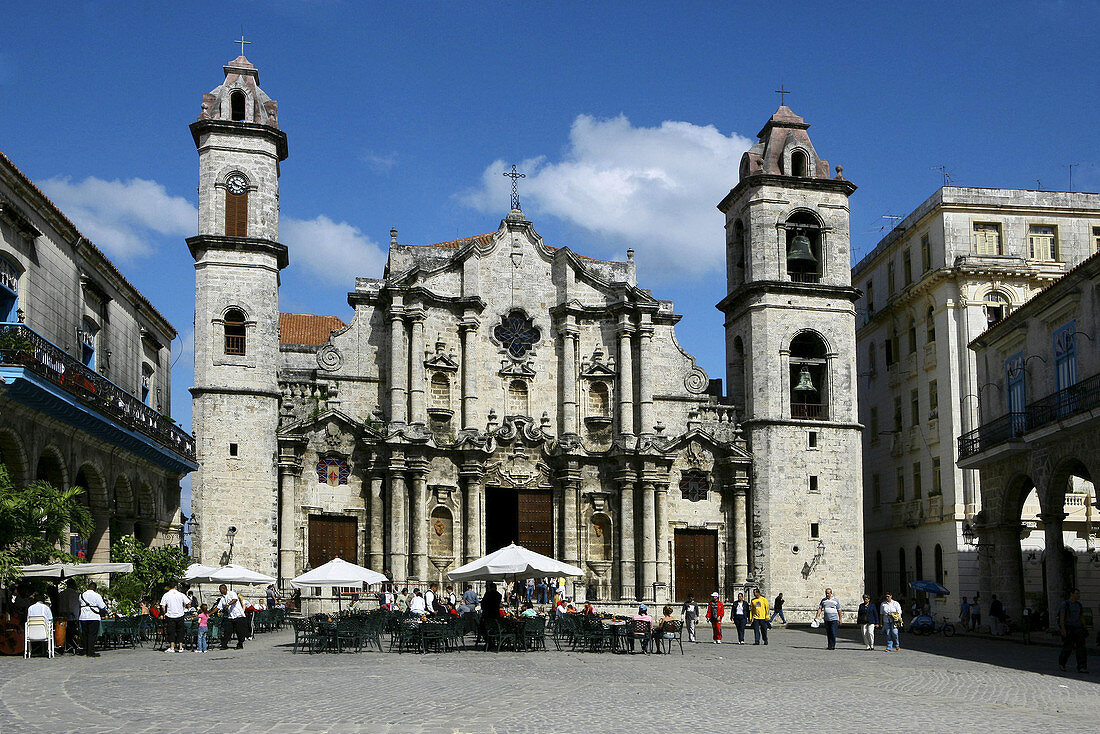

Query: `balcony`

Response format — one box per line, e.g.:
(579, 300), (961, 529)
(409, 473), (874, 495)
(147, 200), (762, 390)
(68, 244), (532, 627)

(0, 323), (196, 471)
(791, 402), (827, 420)
(787, 271), (821, 284)
(958, 372), (1100, 461)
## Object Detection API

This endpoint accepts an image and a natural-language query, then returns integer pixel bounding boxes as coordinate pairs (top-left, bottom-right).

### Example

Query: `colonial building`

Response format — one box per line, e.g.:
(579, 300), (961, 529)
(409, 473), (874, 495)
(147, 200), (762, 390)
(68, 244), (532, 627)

(853, 187), (1100, 606)
(189, 56), (863, 613)
(959, 250), (1100, 624)
(0, 152), (196, 559)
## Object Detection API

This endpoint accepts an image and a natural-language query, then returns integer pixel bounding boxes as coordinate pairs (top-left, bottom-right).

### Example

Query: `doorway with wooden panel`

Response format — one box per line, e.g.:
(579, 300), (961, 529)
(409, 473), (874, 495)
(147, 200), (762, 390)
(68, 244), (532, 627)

(674, 528), (718, 602)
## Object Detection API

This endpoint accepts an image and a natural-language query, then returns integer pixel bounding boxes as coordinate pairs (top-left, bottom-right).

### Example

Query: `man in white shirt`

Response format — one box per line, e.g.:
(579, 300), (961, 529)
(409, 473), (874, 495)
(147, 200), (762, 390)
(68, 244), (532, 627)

(26, 593), (53, 624)
(424, 585), (436, 613)
(881, 591), (903, 652)
(409, 590), (427, 615)
(216, 584), (246, 650)
(159, 581), (191, 653)
(814, 588), (843, 650)
(79, 581), (107, 657)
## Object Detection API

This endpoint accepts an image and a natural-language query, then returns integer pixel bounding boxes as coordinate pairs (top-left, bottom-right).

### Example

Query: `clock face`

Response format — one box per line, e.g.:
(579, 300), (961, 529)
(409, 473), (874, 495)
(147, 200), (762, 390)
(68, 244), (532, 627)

(226, 175), (248, 195)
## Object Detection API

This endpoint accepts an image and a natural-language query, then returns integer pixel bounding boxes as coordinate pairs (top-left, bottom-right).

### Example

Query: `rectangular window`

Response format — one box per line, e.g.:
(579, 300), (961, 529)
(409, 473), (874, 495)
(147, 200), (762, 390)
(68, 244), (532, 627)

(910, 388), (920, 426)
(1093, 226), (1100, 254)
(928, 380), (938, 420)
(808, 431), (818, 449)
(887, 261), (896, 296)
(810, 522), (820, 538)
(885, 338), (894, 366)
(809, 476), (819, 493)
(1053, 321), (1078, 393)
(872, 473), (881, 507)
(920, 234), (931, 272)
(866, 280), (875, 313)
(908, 321), (917, 353)
(912, 462), (922, 499)
(973, 222), (1002, 255)
(931, 457), (942, 495)
(0, 257), (18, 321)
(1006, 352), (1026, 415)
(1028, 225), (1057, 261)
(903, 248), (913, 286)
(896, 466), (905, 502)
(869, 407), (879, 440)
(229, 443), (238, 457)
(893, 396), (903, 431)
(225, 190), (248, 237)
(868, 343), (877, 373)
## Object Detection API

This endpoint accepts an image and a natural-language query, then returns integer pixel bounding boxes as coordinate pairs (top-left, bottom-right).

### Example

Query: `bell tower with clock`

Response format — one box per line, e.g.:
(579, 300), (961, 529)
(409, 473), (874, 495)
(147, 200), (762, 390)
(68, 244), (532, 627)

(187, 52), (289, 578)
(716, 101), (864, 614)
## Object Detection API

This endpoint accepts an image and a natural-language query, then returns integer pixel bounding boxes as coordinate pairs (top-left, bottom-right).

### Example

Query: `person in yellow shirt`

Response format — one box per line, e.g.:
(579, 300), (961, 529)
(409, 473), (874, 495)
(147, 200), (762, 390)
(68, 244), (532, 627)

(749, 588), (770, 645)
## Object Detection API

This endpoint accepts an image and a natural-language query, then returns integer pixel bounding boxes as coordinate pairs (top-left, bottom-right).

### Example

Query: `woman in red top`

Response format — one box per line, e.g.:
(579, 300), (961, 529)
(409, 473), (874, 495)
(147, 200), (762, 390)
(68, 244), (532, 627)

(706, 592), (724, 643)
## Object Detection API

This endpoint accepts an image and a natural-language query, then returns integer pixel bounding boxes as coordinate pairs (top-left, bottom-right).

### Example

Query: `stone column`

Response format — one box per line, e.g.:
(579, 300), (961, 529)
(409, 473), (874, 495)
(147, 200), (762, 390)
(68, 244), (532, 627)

(617, 319), (635, 437)
(89, 512), (111, 564)
(409, 468), (428, 580)
(462, 470), (484, 563)
(655, 482), (669, 598)
(277, 459), (301, 583)
(560, 321), (579, 434)
(387, 459), (408, 579)
(988, 522), (1025, 626)
(639, 479), (657, 599)
(731, 480), (749, 584)
(637, 321), (655, 435)
(1040, 511), (1068, 623)
(388, 306), (408, 424)
(408, 310), (426, 424)
(460, 318), (480, 430)
(368, 473), (385, 571)
(560, 469), (581, 567)
(617, 469), (636, 600)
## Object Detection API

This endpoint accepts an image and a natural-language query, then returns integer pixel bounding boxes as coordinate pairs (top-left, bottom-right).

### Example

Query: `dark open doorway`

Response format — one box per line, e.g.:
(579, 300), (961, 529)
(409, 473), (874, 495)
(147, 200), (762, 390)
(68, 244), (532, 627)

(485, 486), (519, 554)
(485, 486), (555, 557)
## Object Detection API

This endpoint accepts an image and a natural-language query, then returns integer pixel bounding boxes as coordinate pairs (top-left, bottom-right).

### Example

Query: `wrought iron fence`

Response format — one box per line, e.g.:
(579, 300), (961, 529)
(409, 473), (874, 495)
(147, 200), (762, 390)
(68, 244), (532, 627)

(787, 271), (821, 284)
(0, 323), (195, 461)
(957, 412), (1026, 460)
(791, 402), (827, 419)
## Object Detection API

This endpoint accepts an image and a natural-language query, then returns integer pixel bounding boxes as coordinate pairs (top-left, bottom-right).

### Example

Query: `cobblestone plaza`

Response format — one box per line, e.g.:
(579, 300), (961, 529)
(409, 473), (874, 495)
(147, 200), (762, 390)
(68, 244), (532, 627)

(2, 628), (1094, 733)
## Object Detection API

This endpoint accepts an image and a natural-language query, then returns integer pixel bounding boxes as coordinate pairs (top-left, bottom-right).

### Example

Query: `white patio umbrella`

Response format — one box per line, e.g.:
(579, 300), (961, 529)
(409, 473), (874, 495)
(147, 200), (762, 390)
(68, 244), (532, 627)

(182, 563), (220, 582)
(18, 562), (133, 578)
(290, 557), (387, 588)
(447, 543), (584, 582)
(205, 564), (276, 585)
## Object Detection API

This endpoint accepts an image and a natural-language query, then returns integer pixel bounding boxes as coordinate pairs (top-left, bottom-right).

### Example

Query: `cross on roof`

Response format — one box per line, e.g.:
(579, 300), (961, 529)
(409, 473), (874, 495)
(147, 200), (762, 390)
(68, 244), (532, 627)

(235, 35), (251, 57)
(503, 164), (526, 211)
(775, 85), (791, 106)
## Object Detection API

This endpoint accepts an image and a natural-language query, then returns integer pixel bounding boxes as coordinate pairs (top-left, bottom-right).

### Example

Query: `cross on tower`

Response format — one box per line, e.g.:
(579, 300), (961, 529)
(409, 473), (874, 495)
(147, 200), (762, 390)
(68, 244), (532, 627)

(775, 85), (791, 106)
(235, 35), (251, 57)
(503, 164), (526, 211)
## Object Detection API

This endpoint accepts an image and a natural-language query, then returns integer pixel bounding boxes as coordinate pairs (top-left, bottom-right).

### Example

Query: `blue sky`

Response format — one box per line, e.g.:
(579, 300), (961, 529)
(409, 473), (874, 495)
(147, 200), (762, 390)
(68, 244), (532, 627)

(3, 2), (1098, 511)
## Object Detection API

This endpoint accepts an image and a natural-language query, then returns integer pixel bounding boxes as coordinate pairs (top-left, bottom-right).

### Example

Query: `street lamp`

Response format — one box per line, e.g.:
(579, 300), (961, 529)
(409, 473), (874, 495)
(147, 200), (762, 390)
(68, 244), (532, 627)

(225, 526), (237, 563)
(961, 522), (976, 546)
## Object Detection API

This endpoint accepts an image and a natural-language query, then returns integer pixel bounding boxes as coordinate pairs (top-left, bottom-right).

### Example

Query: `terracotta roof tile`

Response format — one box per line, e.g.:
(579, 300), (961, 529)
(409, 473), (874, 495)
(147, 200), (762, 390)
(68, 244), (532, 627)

(426, 233), (494, 249)
(279, 313), (346, 345)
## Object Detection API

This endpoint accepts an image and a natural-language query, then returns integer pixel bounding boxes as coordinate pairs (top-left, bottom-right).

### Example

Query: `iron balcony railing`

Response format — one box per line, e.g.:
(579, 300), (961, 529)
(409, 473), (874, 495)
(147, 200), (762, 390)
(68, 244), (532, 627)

(958, 372), (1100, 460)
(0, 323), (195, 461)
(791, 402), (828, 420)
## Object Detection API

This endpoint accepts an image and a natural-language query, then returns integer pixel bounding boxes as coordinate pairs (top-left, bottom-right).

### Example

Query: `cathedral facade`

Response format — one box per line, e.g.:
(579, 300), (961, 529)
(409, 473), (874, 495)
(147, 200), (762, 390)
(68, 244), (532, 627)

(189, 56), (863, 613)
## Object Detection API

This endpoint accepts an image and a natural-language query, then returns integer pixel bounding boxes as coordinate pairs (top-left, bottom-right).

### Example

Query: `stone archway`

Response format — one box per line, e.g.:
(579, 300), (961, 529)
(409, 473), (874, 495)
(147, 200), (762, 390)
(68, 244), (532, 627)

(74, 462), (110, 562)
(1038, 458), (1094, 621)
(34, 445), (68, 490)
(0, 428), (30, 486)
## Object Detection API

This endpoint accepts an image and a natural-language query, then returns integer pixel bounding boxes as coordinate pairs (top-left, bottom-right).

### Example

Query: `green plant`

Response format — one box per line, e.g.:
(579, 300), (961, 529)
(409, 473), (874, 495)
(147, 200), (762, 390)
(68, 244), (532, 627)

(0, 326), (33, 355)
(109, 534), (189, 604)
(0, 463), (93, 585)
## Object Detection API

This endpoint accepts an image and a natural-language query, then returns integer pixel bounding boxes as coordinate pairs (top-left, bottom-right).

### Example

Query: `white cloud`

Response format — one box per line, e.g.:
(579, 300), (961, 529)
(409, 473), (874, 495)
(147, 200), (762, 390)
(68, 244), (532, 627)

(281, 215), (387, 283)
(462, 114), (753, 278)
(359, 150), (397, 173)
(39, 176), (196, 260)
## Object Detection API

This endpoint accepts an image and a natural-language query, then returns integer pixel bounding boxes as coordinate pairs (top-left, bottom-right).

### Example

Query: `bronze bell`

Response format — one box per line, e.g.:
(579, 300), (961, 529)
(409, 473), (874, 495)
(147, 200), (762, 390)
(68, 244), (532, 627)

(793, 365), (817, 392)
(787, 233), (817, 264)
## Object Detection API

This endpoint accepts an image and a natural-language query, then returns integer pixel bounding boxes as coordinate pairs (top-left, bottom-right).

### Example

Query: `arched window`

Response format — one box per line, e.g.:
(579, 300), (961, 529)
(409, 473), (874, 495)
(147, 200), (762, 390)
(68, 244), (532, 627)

(791, 149), (809, 177)
(679, 470), (709, 502)
(223, 308), (246, 355)
(589, 382), (610, 417)
(731, 336), (747, 408)
(730, 219), (745, 272)
(0, 255), (19, 321)
(875, 550), (884, 596)
(898, 547), (908, 591)
(141, 362), (154, 405)
(789, 332), (828, 420)
(507, 379), (528, 416)
(984, 291), (1009, 328)
(230, 91), (246, 121)
(784, 211), (821, 283)
(915, 545), (924, 582)
(224, 173), (249, 237)
(430, 373), (450, 409)
(78, 317), (98, 368)
(316, 455), (349, 486)
(926, 306), (936, 343)
(907, 318), (917, 354)
(934, 544), (944, 585)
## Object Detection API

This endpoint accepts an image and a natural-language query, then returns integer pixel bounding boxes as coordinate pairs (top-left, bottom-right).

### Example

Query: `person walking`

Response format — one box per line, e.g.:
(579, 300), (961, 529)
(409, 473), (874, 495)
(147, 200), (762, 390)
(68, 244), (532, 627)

(159, 581), (191, 653)
(195, 604), (210, 653)
(969, 592), (981, 632)
(770, 592), (786, 626)
(881, 591), (903, 652)
(216, 584), (247, 650)
(814, 588), (843, 650)
(958, 597), (969, 626)
(706, 592), (724, 644)
(989, 594), (1004, 636)
(681, 594), (699, 643)
(749, 588), (770, 645)
(1058, 588), (1088, 673)
(78, 581), (107, 658)
(730, 592), (750, 644)
(462, 583), (479, 608)
(857, 594), (879, 650)
(536, 578), (548, 605)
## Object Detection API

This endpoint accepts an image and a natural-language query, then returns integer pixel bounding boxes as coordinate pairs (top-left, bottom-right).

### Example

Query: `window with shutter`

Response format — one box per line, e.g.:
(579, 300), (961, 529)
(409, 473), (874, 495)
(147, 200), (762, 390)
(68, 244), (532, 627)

(225, 191), (248, 237)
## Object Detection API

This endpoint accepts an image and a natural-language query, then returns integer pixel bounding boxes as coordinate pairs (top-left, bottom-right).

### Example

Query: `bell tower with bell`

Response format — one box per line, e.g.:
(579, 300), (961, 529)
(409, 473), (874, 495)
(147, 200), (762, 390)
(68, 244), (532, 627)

(716, 100), (864, 613)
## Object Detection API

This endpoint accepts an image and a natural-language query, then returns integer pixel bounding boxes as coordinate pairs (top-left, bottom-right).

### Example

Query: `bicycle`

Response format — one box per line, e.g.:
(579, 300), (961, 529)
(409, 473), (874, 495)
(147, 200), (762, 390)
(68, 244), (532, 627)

(908, 614), (955, 636)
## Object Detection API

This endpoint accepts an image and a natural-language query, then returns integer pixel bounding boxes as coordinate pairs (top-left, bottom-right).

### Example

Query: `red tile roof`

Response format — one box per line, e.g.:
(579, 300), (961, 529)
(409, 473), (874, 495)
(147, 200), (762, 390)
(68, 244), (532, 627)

(279, 313), (346, 345)
(423, 232), (596, 260)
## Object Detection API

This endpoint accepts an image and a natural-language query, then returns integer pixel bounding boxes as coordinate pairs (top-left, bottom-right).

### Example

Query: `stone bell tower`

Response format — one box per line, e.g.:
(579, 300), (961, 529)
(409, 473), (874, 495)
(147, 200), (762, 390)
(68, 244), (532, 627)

(716, 103), (864, 618)
(188, 53), (288, 577)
